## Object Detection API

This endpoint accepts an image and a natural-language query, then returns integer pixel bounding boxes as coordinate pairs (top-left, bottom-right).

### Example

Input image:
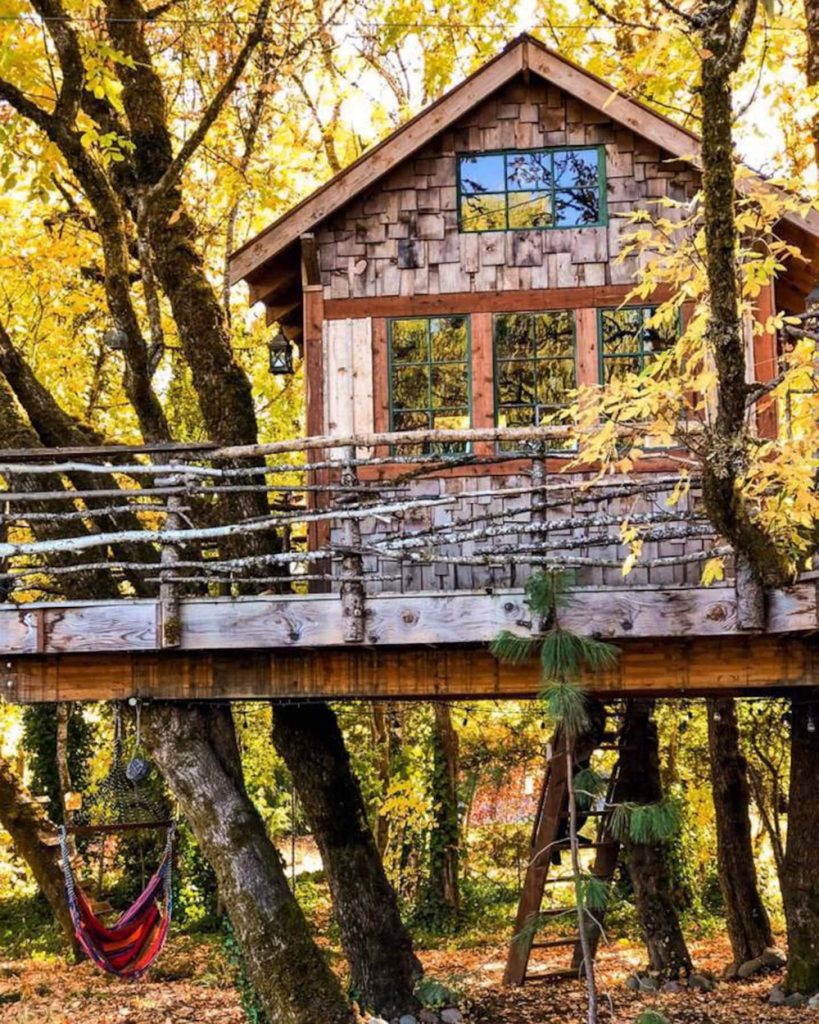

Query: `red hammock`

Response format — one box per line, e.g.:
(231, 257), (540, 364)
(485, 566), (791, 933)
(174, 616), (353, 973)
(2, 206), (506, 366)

(60, 825), (174, 979)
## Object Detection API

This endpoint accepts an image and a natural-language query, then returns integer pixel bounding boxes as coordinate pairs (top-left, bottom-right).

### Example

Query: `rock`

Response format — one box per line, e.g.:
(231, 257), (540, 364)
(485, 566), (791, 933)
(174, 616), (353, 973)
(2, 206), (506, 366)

(761, 948), (787, 969)
(737, 957), (764, 979)
(639, 976), (660, 992)
(419, 1014), (438, 1024)
(769, 986), (786, 1005)
(808, 993), (819, 1008)
(662, 980), (684, 993)
(785, 993), (807, 1008)
(625, 975), (641, 992)
(689, 973), (716, 993)
(399, 1016), (418, 1024)
(366, 1018), (389, 1024)
(440, 1011), (463, 1024)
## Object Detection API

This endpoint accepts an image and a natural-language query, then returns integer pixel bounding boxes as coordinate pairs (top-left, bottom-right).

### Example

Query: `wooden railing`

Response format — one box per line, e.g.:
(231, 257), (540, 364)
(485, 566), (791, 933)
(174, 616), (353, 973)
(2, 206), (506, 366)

(0, 425), (720, 617)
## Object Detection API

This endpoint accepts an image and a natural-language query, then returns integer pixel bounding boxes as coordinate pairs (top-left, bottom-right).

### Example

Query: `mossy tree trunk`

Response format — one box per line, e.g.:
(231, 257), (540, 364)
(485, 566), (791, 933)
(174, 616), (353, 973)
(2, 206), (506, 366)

(0, 754), (81, 958)
(618, 699), (692, 979)
(783, 693), (819, 994)
(707, 697), (773, 965)
(144, 702), (353, 1024)
(427, 702), (460, 921)
(272, 703), (422, 1018)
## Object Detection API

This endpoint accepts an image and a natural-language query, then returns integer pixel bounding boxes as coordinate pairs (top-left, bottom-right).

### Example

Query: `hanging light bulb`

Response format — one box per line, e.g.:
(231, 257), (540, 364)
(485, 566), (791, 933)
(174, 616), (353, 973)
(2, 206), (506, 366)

(713, 709), (722, 723)
(808, 711), (816, 734)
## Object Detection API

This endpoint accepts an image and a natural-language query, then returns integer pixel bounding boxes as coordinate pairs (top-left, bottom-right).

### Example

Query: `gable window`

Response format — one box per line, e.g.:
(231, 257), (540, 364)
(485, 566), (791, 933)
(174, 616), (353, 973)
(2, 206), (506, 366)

(388, 316), (471, 454)
(494, 311), (576, 450)
(599, 307), (679, 382)
(458, 147), (606, 233)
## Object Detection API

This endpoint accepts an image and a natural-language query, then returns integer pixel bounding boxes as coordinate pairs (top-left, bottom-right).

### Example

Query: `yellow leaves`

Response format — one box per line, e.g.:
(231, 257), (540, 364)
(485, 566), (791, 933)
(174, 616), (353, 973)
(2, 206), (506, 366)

(701, 557), (725, 586)
(620, 524), (643, 578)
(666, 473), (690, 507)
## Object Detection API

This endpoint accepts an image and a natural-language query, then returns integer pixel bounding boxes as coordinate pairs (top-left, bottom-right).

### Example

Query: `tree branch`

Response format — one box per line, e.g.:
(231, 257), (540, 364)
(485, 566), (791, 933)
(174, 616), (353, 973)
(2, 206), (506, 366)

(148, 0), (273, 205)
(28, 0), (85, 124)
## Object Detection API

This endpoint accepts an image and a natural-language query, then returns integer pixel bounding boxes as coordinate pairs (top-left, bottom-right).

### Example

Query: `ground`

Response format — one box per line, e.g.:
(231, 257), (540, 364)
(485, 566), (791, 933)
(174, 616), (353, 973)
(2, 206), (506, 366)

(0, 933), (815, 1024)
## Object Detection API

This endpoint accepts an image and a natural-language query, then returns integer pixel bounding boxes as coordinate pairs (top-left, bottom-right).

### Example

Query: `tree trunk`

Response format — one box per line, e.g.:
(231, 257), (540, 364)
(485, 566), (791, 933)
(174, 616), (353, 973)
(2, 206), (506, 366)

(271, 702), (422, 1018)
(783, 692), (819, 994)
(370, 704), (392, 857)
(0, 754), (80, 957)
(143, 702), (352, 1024)
(618, 699), (692, 979)
(55, 703), (77, 860)
(428, 702), (460, 918)
(805, 0), (819, 168)
(706, 697), (773, 965)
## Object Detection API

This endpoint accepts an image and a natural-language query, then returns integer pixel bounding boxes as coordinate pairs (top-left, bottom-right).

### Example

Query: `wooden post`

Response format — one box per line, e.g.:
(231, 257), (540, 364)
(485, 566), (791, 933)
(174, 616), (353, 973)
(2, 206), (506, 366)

(735, 553), (766, 632)
(530, 446), (548, 631)
(157, 464), (182, 648)
(338, 446), (366, 643)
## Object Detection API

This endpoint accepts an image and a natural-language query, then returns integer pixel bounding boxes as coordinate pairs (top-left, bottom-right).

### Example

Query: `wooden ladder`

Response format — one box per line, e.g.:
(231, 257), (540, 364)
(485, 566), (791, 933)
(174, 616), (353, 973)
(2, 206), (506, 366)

(503, 720), (624, 986)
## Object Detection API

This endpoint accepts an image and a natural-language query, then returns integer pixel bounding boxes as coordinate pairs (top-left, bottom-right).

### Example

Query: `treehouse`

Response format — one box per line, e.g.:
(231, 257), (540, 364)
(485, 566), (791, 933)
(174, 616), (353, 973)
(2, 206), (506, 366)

(0, 33), (817, 704)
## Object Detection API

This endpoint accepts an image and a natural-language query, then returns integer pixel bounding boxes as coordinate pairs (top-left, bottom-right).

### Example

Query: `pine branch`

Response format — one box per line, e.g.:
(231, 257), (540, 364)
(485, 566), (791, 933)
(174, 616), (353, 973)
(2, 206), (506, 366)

(488, 631), (538, 666)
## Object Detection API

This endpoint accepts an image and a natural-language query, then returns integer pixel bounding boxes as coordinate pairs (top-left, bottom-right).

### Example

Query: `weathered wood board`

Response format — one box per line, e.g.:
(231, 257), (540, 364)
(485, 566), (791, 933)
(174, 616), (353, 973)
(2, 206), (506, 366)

(0, 584), (816, 659)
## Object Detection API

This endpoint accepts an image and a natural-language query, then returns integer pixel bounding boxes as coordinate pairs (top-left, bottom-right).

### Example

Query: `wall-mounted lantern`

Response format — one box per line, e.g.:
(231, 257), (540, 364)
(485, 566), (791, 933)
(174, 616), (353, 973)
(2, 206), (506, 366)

(268, 328), (294, 375)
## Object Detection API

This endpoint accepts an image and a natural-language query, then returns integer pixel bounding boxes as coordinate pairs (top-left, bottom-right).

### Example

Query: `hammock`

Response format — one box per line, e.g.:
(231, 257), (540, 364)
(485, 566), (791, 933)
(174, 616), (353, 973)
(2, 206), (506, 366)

(60, 824), (174, 979)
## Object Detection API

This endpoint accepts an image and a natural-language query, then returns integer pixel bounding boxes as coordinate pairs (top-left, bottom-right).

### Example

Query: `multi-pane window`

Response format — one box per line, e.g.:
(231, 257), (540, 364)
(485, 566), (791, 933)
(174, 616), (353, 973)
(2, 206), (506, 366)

(599, 307), (679, 383)
(494, 311), (576, 450)
(458, 147), (605, 233)
(388, 316), (471, 454)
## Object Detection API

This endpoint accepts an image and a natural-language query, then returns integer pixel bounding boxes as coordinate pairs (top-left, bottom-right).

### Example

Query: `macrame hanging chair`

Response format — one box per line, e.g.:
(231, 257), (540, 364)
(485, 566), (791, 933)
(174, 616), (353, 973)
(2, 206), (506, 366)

(59, 701), (175, 979)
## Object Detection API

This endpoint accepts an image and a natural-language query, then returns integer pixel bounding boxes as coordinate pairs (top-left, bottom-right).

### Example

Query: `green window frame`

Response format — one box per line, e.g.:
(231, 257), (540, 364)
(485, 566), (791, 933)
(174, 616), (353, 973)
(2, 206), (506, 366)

(387, 315), (472, 455)
(598, 306), (680, 384)
(493, 310), (577, 452)
(457, 146), (607, 233)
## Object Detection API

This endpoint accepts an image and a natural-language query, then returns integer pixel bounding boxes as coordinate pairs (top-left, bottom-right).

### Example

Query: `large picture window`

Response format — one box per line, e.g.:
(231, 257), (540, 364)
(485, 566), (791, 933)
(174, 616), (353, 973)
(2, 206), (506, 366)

(458, 147), (606, 233)
(388, 316), (471, 454)
(599, 307), (679, 383)
(494, 311), (576, 450)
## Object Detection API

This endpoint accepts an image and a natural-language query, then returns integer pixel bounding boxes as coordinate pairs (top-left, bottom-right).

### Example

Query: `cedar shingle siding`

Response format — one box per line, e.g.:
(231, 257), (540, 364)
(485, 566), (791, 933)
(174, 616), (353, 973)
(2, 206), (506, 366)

(315, 76), (699, 301)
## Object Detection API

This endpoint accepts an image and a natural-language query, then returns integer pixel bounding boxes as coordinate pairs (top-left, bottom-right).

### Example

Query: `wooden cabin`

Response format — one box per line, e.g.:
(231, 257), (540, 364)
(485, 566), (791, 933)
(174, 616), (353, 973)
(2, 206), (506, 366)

(1, 33), (818, 703)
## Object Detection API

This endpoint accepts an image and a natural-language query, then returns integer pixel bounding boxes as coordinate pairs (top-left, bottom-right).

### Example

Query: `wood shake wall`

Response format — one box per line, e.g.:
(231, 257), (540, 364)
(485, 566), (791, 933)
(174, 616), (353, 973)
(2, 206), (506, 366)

(314, 75), (699, 301)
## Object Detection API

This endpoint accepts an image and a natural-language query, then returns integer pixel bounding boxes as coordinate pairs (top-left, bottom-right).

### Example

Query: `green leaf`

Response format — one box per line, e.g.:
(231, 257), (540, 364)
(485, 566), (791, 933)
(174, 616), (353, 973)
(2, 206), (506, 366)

(636, 1012), (670, 1024)
(541, 680), (590, 738)
(525, 569), (575, 616)
(610, 799), (681, 844)
(489, 630), (538, 666)
(578, 873), (610, 911)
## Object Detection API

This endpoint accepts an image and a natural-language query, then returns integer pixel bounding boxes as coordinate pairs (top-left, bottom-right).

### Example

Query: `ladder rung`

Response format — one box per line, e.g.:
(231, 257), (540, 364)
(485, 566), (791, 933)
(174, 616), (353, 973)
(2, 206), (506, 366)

(538, 906), (578, 918)
(524, 968), (579, 984)
(531, 937), (580, 949)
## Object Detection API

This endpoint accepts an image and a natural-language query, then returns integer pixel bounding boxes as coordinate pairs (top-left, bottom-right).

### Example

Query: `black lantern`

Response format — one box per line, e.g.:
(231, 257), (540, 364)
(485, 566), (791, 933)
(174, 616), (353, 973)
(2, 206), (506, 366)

(268, 329), (294, 375)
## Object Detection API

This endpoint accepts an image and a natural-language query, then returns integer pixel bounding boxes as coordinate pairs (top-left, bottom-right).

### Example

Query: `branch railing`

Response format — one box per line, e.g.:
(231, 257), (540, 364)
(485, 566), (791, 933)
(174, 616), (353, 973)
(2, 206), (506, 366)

(0, 425), (718, 619)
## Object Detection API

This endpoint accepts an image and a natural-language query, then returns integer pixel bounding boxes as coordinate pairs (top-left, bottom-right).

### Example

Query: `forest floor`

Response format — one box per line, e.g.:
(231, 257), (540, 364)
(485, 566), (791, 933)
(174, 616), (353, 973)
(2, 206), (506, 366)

(0, 931), (815, 1024)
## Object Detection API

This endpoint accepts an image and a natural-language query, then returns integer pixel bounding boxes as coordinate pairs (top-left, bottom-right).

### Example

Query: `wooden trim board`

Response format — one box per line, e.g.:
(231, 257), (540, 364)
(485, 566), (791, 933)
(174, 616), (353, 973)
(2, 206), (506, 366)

(0, 584), (815, 658)
(7, 635), (818, 703)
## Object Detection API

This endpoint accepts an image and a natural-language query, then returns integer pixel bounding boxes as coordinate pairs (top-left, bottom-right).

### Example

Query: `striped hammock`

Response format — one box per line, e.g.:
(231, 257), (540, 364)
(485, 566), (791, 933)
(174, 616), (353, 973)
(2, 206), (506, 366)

(60, 825), (174, 979)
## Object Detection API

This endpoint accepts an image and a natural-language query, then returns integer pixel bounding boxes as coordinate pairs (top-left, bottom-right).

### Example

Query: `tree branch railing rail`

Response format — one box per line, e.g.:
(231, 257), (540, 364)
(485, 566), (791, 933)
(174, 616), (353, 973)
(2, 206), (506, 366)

(0, 425), (720, 627)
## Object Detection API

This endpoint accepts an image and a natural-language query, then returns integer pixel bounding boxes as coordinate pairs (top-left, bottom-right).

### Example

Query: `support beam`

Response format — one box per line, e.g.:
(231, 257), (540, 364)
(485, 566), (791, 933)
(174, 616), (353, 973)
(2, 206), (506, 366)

(4, 635), (817, 703)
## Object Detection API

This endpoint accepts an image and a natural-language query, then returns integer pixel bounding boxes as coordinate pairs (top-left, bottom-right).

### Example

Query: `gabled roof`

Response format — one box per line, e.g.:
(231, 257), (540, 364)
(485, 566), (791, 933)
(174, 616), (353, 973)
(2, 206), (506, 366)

(228, 32), (819, 295)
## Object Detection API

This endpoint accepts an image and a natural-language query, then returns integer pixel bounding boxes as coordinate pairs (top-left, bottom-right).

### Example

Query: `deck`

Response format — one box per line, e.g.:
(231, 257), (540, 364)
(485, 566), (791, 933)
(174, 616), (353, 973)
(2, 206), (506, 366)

(1, 427), (816, 703)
